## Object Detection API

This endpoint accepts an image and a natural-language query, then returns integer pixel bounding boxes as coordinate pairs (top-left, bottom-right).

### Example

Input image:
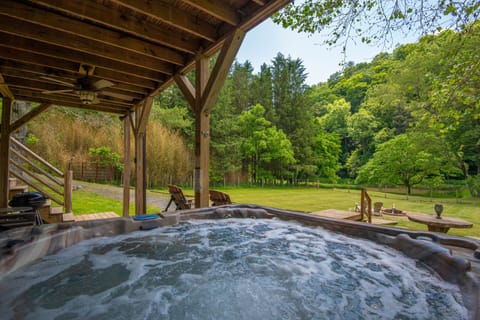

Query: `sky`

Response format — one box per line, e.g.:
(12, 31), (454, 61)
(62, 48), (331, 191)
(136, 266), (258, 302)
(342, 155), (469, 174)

(236, 19), (419, 86)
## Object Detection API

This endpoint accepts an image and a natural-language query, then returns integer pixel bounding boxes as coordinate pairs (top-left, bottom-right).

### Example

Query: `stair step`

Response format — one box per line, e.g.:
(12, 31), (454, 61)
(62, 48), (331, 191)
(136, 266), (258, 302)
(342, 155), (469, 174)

(50, 206), (64, 215)
(8, 185), (29, 200)
(9, 184), (28, 191)
(8, 177), (17, 187)
(62, 213), (75, 222)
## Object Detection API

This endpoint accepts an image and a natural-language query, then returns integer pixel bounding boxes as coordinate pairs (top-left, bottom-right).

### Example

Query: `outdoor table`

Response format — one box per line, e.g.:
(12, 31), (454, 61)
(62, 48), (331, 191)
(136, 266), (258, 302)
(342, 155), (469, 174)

(407, 213), (473, 233)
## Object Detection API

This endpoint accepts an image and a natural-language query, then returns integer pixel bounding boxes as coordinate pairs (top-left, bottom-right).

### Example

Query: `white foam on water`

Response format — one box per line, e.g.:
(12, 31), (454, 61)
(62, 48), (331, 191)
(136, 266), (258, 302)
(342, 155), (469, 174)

(0, 218), (469, 319)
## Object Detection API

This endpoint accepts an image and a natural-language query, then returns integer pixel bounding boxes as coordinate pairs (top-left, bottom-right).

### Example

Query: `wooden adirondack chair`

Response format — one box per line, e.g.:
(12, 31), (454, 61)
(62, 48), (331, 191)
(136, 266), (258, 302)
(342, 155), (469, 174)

(164, 184), (193, 211)
(209, 190), (232, 206)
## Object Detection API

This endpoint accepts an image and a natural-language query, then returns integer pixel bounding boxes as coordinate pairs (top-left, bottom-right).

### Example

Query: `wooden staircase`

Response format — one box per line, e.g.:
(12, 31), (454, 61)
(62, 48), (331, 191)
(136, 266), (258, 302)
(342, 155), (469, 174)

(7, 178), (74, 224)
(7, 137), (74, 224)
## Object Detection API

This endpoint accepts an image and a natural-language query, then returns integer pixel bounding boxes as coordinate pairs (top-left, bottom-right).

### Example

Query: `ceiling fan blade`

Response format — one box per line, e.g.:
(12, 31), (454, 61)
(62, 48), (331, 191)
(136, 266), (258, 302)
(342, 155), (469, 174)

(100, 91), (133, 101)
(93, 79), (114, 90)
(42, 89), (74, 94)
(40, 76), (74, 87)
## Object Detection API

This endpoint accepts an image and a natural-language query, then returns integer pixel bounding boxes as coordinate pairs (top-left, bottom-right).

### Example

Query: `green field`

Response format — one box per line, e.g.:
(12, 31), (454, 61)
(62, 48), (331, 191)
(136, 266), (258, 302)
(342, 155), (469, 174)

(73, 185), (480, 238)
(220, 186), (479, 237)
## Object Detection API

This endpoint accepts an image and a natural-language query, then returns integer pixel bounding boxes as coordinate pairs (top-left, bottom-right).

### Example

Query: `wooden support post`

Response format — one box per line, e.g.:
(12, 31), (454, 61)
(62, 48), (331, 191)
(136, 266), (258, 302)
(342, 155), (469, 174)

(133, 98), (153, 215)
(122, 114), (131, 217)
(0, 97), (12, 208)
(194, 53), (210, 208)
(194, 109), (210, 208)
(64, 161), (73, 213)
(134, 113), (145, 215)
(175, 30), (245, 208)
(360, 188), (365, 222)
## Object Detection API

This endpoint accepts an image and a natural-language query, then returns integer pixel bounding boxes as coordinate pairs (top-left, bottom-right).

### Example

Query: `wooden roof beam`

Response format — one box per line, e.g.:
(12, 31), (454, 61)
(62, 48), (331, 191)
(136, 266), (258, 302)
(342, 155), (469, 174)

(0, 73), (14, 99)
(0, 35), (166, 82)
(173, 29), (245, 114)
(0, 56), (156, 93)
(182, 0), (240, 26)
(0, 16), (175, 75)
(10, 103), (51, 133)
(174, 74), (196, 110)
(110, 0), (217, 42)
(28, 0), (200, 54)
(12, 91), (131, 115)
(0, 0), (185, 66)
(9, 91), (130, 109)
(202, 29), (245, 114)
(0, 65), (146, 99)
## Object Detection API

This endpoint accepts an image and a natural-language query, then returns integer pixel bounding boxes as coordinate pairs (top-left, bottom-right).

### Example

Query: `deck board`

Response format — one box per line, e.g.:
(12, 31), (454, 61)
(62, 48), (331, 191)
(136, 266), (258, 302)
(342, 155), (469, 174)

(311, 209), (362, 220)
(311, 209), (397, 226)
(74, 212), (119, 221)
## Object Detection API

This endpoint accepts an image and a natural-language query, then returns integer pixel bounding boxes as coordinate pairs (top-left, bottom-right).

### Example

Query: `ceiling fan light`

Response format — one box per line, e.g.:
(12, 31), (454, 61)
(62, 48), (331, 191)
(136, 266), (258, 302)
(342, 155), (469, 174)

(78, 90), (97, 105)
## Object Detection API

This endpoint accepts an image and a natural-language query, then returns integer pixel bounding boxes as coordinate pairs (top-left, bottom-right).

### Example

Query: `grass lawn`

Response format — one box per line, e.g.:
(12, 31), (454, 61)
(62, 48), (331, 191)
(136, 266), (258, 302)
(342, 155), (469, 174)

(73, 184), (480, 238)
(71, 189), (157, 216)
(219, 186), (480, 238)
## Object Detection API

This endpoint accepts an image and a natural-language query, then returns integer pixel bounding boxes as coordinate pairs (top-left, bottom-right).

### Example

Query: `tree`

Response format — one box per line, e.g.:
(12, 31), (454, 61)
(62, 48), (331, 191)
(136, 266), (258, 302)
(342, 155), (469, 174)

(345, 108), (378, 176)
(317, 98), (352, 176)
(270, 53), (316, 179)
(230, 61), (255, 114)
(413, 24), (480, 196)
(312, 132), (341, 182)
(273, 1), (480, 50)
(356, 133), (460, 194)
(238, 104), (295, 183)
(252, 63), (275, 123)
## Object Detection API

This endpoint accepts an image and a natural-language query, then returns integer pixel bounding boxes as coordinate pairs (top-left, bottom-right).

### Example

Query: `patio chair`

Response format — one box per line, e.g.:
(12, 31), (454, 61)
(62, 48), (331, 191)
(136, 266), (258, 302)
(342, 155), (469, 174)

(164, 184), (193, 211)
(209, 190), (232, 206)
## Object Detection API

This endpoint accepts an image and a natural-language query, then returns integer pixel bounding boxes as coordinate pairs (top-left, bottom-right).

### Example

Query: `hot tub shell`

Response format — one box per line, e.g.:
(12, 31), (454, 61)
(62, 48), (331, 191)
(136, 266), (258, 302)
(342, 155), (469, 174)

(1, 204), (479, 319)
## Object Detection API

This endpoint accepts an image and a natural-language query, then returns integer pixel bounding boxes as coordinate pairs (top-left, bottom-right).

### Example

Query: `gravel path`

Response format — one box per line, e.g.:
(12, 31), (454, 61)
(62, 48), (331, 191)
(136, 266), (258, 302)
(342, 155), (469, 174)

(75, 181), (174, 212)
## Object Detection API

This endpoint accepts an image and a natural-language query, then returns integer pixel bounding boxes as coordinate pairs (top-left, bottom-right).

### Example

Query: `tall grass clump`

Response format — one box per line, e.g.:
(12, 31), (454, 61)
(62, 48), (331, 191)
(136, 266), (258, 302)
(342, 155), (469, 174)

(27, 107), (192, 187)
(28, 109), (122, 169)
(146, 121), (192, 187)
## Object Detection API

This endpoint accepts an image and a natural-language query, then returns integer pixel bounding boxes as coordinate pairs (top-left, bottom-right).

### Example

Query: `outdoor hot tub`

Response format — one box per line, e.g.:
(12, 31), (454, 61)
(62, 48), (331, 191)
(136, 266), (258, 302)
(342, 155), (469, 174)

(0, 205), (479, 319)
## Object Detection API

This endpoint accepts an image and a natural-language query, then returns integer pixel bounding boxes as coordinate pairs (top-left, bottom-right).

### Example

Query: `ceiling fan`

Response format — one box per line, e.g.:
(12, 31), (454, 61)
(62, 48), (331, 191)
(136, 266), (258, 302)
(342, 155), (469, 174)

(41, 65), (116, 105)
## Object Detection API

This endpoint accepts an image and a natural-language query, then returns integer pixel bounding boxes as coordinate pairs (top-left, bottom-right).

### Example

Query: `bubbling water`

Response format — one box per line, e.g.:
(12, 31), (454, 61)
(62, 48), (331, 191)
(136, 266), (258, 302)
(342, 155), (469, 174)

(0, 219), (468, 319)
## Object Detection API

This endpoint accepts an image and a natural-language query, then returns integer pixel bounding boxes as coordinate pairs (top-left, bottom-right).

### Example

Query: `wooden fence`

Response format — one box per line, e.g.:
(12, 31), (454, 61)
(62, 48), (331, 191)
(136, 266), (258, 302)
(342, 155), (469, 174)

(72, 161), (121, 183)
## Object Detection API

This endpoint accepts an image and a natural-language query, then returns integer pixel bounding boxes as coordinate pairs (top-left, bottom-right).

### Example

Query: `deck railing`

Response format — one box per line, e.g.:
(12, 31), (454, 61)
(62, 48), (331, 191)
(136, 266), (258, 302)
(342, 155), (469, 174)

(9, 137), (72, 213)
(360, 188), (372, 224)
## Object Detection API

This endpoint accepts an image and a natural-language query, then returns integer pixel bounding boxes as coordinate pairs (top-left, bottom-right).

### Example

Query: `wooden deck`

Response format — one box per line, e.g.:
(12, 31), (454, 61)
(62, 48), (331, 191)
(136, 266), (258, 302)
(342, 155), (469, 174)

(311, 209), (398, 226)
(69, 209), (398, 225)
(73, 212), (119, 222)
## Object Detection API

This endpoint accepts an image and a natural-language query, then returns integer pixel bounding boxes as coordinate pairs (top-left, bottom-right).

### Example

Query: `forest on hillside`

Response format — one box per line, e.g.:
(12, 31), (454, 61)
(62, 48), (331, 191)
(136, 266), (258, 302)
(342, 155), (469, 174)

(26, 22), (480, 196)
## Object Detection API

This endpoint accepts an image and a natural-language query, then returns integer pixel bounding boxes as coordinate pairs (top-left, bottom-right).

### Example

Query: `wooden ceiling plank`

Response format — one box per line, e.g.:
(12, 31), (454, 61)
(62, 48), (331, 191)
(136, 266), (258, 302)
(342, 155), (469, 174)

(0, 64), (146, 98)
(110, 0), (217, 42)
(12, 91), (131, 114)
(0, 16), (175, 75)
(28, 0), (199, 54)
(182, 0), (240, 26)
(1, 65), (145, 97)
(7, 77), (134, 107)
(0, 34), (165, 83)
(0, 0), (185, 66)
(0, 55), (155, 94)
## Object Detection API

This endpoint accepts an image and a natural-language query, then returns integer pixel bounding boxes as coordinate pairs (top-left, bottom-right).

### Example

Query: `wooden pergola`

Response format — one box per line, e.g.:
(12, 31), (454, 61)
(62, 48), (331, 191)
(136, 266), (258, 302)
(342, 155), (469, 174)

(0, 0), (291, 215)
